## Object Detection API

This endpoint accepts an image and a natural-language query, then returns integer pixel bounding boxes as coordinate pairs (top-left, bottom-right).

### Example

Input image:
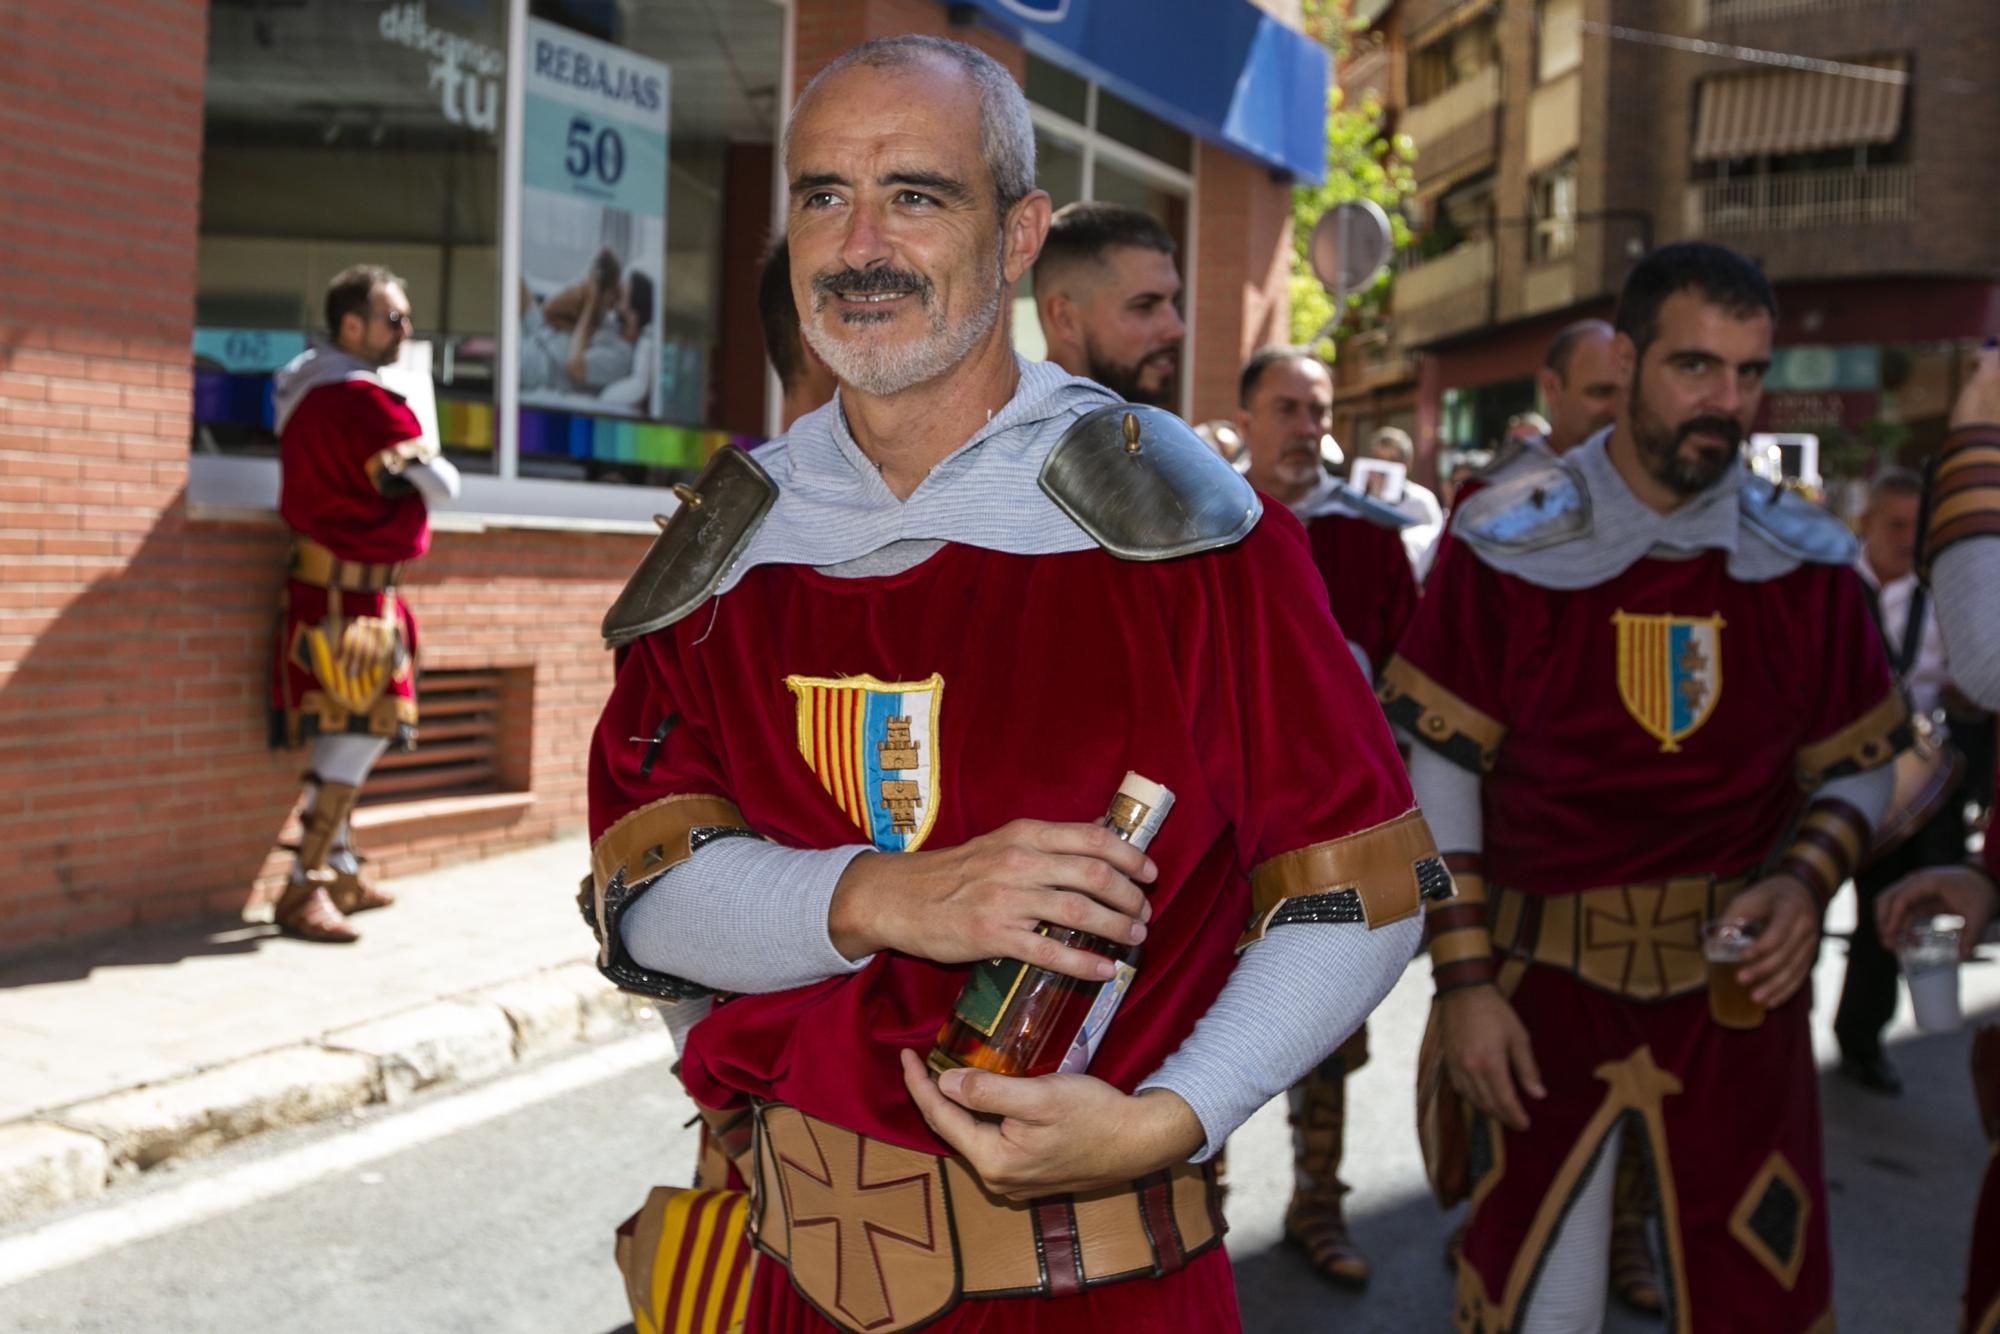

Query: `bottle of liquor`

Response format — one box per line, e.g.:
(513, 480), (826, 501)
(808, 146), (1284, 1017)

(928, 772), (1174, 1079)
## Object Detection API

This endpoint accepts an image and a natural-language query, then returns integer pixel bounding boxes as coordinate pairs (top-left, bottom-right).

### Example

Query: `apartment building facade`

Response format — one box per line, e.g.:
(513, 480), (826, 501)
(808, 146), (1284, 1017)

(1337, 0), (2000, 484)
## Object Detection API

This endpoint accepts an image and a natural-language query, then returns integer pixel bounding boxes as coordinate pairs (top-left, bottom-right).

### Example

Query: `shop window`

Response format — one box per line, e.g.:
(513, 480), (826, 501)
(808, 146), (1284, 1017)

(1531, 158), (1578, 262)
(191, 0), (783, 526)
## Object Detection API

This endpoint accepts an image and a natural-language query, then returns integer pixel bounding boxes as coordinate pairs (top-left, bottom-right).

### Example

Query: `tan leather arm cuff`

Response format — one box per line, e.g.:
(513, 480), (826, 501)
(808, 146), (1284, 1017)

(1237, 807), (1444, 949)
(1377, 655), (1506, 773)
(1919, 425), (2000, 580)
(588, 793), (747, 967)
(1426, 856), (1496, 993)
(1794, 690), (1910, 789)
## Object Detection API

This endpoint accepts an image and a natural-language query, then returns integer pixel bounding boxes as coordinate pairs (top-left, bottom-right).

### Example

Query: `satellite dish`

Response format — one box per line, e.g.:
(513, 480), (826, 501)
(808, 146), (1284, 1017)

(1309, 199), (1393, 299)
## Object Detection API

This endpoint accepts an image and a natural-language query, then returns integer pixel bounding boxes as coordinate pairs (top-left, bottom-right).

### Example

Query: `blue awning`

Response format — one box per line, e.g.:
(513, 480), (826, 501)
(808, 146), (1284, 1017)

(948, 0), (1330, 184)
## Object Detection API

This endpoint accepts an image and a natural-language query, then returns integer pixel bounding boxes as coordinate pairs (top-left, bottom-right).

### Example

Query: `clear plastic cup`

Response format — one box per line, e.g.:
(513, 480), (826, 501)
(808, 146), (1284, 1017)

(1701, 920), (1764, 1030)
(1900, 919), (1964, 1034)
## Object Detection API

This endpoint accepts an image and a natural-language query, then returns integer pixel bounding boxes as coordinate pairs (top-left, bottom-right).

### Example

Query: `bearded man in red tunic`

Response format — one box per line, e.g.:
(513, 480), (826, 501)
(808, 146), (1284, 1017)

(579, 35), (1445, 1334)
(1387, 242), (1905, 1333)
(269, 265), (459, 942)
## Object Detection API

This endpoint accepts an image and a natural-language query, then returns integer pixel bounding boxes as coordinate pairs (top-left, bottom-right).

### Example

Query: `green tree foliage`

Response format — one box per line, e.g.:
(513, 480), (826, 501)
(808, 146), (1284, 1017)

(1289, 2), (1419, 358)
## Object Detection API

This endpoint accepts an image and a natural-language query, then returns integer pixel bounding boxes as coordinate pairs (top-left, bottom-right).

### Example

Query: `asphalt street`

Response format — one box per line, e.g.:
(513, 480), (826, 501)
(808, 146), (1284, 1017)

(0, 937), (1991, 1333)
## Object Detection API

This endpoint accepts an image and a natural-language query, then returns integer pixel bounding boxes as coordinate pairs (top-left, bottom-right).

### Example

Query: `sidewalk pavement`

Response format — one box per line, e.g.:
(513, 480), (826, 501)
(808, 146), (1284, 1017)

(0, 833), (642, 1227)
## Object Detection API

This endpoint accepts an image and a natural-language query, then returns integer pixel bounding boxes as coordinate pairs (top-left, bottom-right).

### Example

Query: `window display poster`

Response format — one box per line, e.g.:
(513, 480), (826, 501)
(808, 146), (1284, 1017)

(517, 19), (669, 419)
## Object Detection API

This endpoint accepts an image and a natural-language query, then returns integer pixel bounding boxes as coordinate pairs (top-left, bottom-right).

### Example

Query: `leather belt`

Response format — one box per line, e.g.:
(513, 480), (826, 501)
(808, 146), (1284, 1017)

(290, 535), (403, 592)
(1488, 874), (1751, 1001)
(749, 1103), (1223, 1333)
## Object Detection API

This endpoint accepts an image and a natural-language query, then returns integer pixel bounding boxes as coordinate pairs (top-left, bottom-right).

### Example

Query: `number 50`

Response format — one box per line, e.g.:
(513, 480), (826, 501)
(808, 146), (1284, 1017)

(564, 117), (626, 186)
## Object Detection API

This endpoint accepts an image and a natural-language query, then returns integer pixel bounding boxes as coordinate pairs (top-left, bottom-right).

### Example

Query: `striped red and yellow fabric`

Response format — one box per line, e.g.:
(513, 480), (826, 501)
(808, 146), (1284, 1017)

(615, 1186), (754, 1334)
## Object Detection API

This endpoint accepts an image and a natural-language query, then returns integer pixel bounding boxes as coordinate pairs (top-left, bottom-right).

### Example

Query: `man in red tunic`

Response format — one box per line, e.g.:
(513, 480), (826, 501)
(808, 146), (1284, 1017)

(269, 265), (459, 942)
(581, 36), (1443, 1334)
(1230, 343), (1418, 1287)
(1385, 242), (1905, 1333)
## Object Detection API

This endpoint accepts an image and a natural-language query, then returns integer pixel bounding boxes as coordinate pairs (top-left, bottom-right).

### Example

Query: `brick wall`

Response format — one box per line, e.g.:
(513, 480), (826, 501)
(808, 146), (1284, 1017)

(1190, 143), (1296, 425)
(0, 0), (649, 955)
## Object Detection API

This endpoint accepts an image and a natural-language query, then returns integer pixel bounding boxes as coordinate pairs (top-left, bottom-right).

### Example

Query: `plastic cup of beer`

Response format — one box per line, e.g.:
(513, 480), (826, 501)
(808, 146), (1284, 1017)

(1702, 920), (1765, 1030)
(1899, 918), (1964, 1034)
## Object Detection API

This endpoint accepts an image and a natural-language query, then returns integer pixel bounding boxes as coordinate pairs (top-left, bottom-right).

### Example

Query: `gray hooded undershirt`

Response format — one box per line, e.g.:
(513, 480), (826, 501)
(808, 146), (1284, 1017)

(619, 355), (1421, 1158)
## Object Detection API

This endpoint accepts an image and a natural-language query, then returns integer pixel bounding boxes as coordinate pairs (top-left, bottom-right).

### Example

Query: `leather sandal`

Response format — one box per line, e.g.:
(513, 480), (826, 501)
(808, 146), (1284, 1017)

(1286, 1196), (1371, 1289)
(275, 879), (360, 944)
(331, 864), (395, 914)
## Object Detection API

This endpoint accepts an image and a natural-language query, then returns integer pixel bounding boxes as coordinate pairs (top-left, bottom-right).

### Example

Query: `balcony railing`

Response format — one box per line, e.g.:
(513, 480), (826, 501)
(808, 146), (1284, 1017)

(1341, 45), (1394, 110)
(1705, 0), (1899, 23)
(1688, 165), (1915, 233)
(1404, 64), (1501, 153)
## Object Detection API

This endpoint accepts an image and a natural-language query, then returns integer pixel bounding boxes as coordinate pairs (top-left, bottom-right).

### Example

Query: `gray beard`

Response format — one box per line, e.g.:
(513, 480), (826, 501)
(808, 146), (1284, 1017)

(804, 279), (1004, 399)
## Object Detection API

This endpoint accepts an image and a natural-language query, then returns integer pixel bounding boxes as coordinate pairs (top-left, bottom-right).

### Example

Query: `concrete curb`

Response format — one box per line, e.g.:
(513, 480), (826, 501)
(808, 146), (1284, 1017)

(0, 960), (656, 1229)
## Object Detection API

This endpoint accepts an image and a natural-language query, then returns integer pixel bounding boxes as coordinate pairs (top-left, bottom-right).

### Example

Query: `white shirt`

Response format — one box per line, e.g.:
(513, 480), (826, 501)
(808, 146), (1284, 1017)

(1857, 556), (1951, 715)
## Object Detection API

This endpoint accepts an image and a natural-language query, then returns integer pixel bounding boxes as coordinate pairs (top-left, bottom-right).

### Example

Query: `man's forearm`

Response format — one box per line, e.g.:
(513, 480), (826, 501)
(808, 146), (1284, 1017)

(1135, 914), (1422, 1160)
(618, 839), (875, 993)
(1934, 540), (2000, 709)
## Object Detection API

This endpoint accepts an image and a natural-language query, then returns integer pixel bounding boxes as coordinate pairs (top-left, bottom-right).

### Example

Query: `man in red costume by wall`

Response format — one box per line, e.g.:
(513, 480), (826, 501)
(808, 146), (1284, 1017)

(1384, 242), (1905, 1332)
(580, 36), (1444, 1333)
(270, 265), (459, 942)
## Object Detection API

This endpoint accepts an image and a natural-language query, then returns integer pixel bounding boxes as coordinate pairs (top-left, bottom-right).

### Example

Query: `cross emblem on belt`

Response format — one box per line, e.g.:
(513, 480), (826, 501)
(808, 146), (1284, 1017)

(777, 1120), (941, 1330)
(1581, 882), (1707, 999)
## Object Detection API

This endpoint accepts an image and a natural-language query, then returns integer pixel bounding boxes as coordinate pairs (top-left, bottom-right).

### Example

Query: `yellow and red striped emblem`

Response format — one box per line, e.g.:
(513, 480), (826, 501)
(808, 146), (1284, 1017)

(1613, 610), (1725, 753)
(785, 673), (943, 851)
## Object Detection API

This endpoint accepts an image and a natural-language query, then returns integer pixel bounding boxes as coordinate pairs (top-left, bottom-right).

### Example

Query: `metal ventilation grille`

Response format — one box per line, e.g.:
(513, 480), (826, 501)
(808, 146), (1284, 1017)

(360, 668), (503, 804)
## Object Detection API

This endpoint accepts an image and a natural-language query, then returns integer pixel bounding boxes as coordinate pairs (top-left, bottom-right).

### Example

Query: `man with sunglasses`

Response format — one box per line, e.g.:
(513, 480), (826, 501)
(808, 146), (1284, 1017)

(268, 264), (459, 942)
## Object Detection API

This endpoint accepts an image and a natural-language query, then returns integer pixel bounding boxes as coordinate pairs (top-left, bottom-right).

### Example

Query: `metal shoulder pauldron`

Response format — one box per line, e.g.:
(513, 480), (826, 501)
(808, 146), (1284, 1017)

(1739, 475), (1858, 566)
(1039, 405), (1263, 560)
(601, 447), (778, 649)
(1453, 463), (1590, 556)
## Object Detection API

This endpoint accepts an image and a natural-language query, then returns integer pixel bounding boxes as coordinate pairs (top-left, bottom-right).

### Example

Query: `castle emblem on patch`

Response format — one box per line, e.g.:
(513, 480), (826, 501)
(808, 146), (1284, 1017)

(785, 673), (943, 851)
(1613, 611), (1725, 753)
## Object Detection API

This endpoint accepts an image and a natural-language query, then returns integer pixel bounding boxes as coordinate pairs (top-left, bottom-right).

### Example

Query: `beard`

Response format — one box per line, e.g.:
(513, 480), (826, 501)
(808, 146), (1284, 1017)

(1629, 376), (1743, 497)
(1083, 334), (1179, 409)
(802, 258), (1003, 399)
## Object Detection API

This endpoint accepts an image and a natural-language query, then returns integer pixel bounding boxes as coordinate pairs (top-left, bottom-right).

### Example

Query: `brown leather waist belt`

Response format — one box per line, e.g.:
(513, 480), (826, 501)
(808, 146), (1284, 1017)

(290, 536), (403, 592)
(1489, 874), (1751, 1001)
(749, 1103), (1223, 1333)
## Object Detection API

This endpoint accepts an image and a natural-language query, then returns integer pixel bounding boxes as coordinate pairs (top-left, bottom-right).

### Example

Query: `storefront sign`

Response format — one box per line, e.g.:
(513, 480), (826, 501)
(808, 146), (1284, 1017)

(515, 18), (670, 420)
(378, 2), (504, 134)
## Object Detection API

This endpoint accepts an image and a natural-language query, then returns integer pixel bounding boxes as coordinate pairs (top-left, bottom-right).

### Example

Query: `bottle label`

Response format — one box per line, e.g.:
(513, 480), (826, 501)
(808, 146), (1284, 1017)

(1056, 960), (1137, 1074)
(954, 956), (1031, 1037)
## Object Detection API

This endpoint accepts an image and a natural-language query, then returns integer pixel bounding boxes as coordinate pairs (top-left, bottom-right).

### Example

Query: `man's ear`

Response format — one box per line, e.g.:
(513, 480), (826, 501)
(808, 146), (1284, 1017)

(1613, 332), (1639, 388)
(1038, 290), (1079, 351)
(1002, 190), (1053, 287)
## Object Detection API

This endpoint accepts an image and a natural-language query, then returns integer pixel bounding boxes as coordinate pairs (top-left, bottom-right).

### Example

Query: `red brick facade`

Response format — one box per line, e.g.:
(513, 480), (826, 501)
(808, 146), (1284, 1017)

(0, 0), (1296, 955)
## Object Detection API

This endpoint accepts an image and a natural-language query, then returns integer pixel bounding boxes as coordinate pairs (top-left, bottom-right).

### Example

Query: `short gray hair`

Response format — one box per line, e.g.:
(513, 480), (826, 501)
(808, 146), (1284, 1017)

(786, 36), (1036, 215)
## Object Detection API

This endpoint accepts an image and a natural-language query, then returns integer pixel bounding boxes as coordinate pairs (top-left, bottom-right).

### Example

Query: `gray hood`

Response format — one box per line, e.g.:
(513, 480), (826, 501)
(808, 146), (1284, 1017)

(711, 356), (1121, 596)
(272, 345), (388, 434)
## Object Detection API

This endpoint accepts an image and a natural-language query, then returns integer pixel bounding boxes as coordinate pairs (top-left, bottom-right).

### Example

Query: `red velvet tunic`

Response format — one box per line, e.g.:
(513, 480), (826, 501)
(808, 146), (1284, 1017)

(269, 379), (427, 746)
(1303, 511), (1418, 676)
(1393, 536), (1899, 1333)
(590, 511), (1416, 1329)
